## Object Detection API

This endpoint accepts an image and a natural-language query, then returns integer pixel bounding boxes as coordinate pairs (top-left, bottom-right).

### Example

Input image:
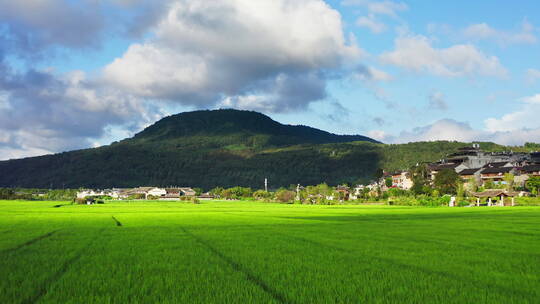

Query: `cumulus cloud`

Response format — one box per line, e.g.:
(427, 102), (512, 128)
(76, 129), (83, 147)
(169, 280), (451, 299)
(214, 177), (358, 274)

(218, 72), (327, 113)
(380, 34), (508, 77)
(0, 0), (367, 159)
(0, 59), (163, 160)
(354, 65), (393, 82)
(377, 94), (540, 145)
(104, 0), (361, 111)
(375, 119), (540, 146)
(396, 120), (481, 143)
(0, 0), (175, 59)
(484, 94), (540, 133)
(463, 21), (537, 45)
(0, 0), (105, 57)
(428, 91), (448, 110)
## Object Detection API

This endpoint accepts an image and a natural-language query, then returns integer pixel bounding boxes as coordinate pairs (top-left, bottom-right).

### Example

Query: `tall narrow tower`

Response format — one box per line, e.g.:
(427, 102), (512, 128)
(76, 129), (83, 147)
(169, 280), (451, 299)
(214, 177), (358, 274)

(264, 178), (268, 192)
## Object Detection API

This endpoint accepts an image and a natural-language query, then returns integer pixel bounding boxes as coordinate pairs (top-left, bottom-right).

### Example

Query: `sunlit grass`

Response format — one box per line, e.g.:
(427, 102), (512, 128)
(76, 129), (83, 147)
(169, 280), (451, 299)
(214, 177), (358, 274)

(0, 200), (538, 303)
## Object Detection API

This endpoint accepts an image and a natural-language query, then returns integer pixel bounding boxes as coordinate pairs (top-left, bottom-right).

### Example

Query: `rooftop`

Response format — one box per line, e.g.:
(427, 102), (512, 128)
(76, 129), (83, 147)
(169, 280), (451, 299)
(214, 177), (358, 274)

(481, 167), (514, 174)
(459, 168), (481, 175)
(518, 164), (540, 173)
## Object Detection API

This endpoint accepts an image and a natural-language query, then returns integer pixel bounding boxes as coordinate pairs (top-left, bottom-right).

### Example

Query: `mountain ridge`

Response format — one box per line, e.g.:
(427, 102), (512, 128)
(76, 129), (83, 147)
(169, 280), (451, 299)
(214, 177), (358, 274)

(129, 109), (379, 145)
(0, 109), (526, 189)
(0, 109), (381, 188)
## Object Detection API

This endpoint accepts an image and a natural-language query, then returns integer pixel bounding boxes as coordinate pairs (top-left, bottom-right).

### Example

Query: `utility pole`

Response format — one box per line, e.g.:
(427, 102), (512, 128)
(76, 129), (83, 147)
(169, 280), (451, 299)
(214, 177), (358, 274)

(264, 178), (268, 192)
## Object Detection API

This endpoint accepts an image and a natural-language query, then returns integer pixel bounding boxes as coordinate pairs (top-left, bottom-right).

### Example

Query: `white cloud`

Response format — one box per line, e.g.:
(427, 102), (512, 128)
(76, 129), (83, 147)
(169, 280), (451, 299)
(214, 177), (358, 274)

(216, 72), (327, 113)
(484, 94), (540, 133)
(378, 93), (540, 145)
(522, 94), (540, 104)
(342, 0), (407, 17)
(398, 120), (481, 143)
(0, 0), (105, 55)
(0, 64), (164, 159)
(344, 0), (406, 34)
(463, 21), (537, 45)
(526, 69), (540, 84)
(367, 130), (389, 141)
(0, 0), (366, 160)
(104, 0), (361, 110)
(381, 119), (540, 146)
(354, 66), (392, 82)
(379, 34), (508, 77)
(356, 15), (387, 33)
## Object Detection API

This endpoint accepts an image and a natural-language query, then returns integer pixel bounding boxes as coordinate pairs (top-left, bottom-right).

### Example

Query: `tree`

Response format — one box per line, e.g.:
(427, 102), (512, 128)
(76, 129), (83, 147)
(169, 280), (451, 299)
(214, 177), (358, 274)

(483, 179), (496, 190)
(410, 163), (430, 195)
(503, 173), (515, 191)
(315, 183), (332, 196)
(456, 182), (465, 202)
(465, 176), (478, 193)
(526, 176), (540, 196)
(221, 189), (233, 200)
(209, 187), (224, 198)
(433, 168), (459, 195)
(385, 177), (393, 188)
(193, 187), (203, 196)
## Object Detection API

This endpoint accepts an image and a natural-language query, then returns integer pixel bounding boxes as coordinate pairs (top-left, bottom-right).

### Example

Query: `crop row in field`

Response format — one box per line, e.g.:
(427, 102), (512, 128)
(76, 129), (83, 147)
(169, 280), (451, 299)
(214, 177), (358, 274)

(1, 200), (539, 303)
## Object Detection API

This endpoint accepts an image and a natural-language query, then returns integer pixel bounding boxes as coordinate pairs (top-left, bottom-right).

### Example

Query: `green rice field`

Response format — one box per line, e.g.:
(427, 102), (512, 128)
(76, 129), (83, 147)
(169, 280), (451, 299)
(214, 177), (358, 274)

(1, 200), (539, 303)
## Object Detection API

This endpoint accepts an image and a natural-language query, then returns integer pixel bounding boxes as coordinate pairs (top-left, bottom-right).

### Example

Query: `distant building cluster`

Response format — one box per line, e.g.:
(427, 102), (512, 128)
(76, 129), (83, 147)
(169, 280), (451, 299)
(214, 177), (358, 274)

(374, 145), (540, 191)
(77, 187), (213, 200)
(74, 145), (540, 205)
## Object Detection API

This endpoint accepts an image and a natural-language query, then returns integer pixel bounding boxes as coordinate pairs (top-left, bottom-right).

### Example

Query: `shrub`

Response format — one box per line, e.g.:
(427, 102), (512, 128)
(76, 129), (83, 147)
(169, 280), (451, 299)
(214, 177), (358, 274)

(515, 197), (540, 206)
(74, 198), (87, 205)
(275, 190), (295, 203)
(253, 190), (271, 200)
(389, 195), (451, 206)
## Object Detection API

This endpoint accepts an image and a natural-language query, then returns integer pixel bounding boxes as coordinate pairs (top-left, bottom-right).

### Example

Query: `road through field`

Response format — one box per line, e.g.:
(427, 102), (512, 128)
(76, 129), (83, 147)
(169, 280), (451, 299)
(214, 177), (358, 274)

(0, 201), (539, 303)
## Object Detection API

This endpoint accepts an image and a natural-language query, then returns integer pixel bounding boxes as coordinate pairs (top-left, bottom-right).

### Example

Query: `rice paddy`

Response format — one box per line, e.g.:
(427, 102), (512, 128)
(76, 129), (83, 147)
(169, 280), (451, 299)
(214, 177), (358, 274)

(1, 200), (539, 303)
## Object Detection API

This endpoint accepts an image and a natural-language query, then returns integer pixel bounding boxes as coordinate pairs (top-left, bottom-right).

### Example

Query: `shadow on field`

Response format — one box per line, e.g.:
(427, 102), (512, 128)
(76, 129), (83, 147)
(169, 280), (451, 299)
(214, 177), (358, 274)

(111, 216), (123, 227)
(19, 228), (106, 304)
(180, 226), (288, 304)
(1, 230), (59, 254)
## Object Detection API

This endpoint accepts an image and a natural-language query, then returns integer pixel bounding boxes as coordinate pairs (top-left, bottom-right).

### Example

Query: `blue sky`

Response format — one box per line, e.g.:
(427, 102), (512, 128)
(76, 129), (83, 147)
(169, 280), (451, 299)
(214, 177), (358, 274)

(0, 0), (539, 160)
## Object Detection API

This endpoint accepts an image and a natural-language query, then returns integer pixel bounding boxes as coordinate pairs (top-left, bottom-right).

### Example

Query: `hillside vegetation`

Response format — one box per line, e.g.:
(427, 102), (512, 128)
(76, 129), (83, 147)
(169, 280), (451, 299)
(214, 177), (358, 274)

(0, 110), (534, 189)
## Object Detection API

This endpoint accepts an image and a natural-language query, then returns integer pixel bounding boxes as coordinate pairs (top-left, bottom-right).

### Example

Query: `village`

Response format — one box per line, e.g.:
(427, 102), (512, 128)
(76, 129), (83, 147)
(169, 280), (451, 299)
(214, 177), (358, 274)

(77, 187), (207, 201)
(376, 144), (540, 206)
(76, 145), (540, 207)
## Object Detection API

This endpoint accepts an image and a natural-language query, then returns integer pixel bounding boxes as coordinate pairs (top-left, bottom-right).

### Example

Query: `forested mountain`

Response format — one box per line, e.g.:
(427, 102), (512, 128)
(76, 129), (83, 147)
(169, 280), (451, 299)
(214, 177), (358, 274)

(0, 109), (523, 189)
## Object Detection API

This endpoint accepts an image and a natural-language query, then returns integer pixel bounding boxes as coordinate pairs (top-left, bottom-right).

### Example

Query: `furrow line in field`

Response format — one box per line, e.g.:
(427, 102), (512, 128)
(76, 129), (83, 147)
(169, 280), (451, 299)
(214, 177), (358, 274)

(180, 227), (289, 304)
(111, 216), (122, 226)
(20, 228), (106, 304)
(273, 230), (535, 298)
(1, 230), (59, 254)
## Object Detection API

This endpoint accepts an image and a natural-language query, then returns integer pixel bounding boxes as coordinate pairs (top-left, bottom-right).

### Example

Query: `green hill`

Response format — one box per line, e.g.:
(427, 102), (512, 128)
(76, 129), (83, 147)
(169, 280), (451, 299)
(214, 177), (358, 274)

(0, 109), (528, 189)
